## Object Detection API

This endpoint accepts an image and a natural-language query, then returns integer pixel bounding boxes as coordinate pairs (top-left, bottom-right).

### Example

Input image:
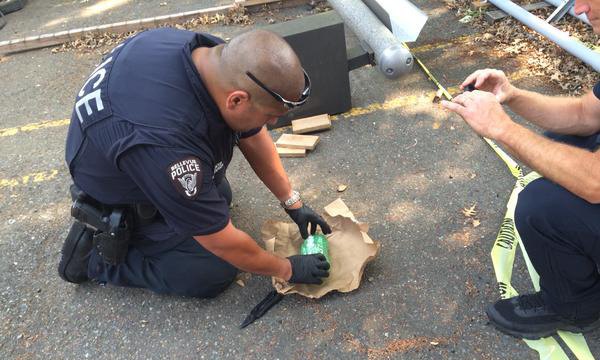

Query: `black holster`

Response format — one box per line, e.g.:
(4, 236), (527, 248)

(69, 185), (131, 265)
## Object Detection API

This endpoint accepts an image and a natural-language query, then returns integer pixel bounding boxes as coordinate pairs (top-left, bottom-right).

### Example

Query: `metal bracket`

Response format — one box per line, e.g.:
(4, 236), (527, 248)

(546, 0), (575, 23)
(347, 41), (375, 71)
(347, 46), (374, 71)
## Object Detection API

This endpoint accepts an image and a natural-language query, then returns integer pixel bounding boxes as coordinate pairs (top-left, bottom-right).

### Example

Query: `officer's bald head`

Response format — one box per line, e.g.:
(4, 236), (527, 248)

(220, 29), (305, 108)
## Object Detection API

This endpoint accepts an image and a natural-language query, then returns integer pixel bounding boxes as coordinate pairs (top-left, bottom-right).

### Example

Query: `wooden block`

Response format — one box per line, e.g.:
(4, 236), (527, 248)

(275, 134), (320, 150)
(276, 146), (306, 158)
(485, 2), (549, 23)
(291, 114), (331, 134)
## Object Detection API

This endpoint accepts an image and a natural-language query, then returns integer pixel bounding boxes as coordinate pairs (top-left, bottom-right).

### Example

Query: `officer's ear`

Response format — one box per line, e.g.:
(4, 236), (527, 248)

(226, 90), (251, 110)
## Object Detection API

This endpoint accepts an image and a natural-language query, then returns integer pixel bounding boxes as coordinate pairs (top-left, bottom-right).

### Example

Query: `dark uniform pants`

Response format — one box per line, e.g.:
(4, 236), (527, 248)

(87, 178), (237, 298)
(515, 132), (600, 320)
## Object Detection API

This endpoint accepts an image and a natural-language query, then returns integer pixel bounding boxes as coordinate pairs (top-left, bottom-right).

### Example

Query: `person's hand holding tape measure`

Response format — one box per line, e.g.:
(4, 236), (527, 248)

(459, 68), (516, 104)
(441, 68), (517, 141)
(441, 90), (513, 140)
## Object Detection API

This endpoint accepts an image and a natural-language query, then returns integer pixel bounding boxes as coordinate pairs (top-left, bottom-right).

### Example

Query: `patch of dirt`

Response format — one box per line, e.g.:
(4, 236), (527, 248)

(465, 278), (478, 298)
(343, 333), (453, 359)
(52, 4), (252, 54)
(444, 0), (599, 95)
(51, 1), (330, 54)
(367, 336), (450, 359)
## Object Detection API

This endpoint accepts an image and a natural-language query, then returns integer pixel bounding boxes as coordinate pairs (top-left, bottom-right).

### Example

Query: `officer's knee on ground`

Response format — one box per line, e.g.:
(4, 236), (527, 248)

(170, 260), (238, 299)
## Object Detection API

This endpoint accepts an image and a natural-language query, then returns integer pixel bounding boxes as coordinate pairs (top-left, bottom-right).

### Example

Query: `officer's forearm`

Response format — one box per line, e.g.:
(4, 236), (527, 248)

(239, 128), (294, 202)
(194, 221), (292, 279)
(498, 122), (600, 203)
(506, 88), (592, 135)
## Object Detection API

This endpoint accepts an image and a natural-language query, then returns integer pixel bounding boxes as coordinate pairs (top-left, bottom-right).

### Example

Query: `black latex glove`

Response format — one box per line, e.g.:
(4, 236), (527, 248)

(287, 254), (330, 284)
(285, 204), (332, 240)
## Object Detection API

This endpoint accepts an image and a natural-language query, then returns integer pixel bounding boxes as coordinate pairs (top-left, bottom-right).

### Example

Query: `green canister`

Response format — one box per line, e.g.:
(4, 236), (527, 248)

(300, 234), (330, 263)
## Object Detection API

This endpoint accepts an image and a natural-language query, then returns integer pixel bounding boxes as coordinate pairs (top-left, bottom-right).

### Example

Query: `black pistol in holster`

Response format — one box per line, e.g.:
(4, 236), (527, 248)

(69, 185), (131, 265)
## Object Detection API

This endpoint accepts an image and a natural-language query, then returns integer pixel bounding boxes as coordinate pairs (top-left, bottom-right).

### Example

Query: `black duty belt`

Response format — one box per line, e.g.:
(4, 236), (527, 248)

(69, 184), (160, 265)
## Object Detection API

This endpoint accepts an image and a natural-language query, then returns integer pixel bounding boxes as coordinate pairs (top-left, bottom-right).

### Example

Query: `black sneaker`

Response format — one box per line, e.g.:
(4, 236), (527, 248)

(486, 292), (600, 339)
(58, 222), (94, 284)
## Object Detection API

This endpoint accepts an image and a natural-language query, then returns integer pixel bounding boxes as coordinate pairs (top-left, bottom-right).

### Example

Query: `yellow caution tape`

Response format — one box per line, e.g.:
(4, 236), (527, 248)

(492, 173), (595, 360)
(407, 44), (595, 360)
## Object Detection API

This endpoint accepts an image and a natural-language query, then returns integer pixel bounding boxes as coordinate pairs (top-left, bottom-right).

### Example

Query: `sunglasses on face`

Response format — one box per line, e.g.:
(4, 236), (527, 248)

(245, 68), (311, 109)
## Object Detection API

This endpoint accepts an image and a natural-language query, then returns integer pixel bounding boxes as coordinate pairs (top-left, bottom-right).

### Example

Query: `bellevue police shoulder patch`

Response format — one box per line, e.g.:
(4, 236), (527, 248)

(168, 157), (202, 200)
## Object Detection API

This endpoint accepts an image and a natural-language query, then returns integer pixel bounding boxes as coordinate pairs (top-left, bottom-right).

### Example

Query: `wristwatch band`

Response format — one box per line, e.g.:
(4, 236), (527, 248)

(282, 190), (301, 209)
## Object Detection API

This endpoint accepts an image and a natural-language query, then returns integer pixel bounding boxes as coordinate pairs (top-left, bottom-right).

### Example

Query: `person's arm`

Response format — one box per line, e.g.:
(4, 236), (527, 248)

(506, 89), (600, 136)
(194, 221), (330, 284)
(194, 220), (291, 278)
(441, 90), (600, 203)
(238, 127), (332, 238)
(461, 69), (600, 135)
(498, 121), (600, 203)
(117, 142), (329, 282)
(238, 127), (297, 204)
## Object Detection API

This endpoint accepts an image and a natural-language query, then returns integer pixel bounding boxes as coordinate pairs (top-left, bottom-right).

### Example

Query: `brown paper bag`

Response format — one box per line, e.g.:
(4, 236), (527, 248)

(261, 198), (380, 298)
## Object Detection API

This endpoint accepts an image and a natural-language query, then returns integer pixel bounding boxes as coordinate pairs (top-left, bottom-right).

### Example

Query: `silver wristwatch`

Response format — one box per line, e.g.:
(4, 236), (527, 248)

(281, 190), (301, 209)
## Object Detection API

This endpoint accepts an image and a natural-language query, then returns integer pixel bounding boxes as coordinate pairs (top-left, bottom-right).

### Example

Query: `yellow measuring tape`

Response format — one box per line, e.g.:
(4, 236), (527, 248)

(407, 46), (595, 360)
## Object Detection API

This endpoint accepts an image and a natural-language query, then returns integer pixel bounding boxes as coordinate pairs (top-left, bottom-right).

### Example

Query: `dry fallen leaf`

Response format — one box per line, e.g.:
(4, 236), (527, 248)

(462, 204), (477, 218)
(235, 272), (251, 287)
(430, 341), (440, 346)
(337, 184), (348, 192)
(52, 4), (252, 53)
(472, 219), (481, 228)
(472, 0), (488, 8)
(443, 0), (599, 95)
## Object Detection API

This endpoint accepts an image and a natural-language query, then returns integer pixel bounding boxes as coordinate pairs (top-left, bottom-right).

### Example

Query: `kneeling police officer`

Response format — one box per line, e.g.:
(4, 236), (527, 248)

(58, 27), (331, 298)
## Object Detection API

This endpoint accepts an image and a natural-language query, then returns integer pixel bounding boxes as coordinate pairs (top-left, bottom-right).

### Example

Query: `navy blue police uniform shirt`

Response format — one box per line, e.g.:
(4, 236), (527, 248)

(65, 28), (261, 238)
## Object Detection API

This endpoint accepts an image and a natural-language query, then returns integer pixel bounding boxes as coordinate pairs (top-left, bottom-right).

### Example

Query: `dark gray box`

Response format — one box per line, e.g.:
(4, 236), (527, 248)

(266, 11), (351, 128)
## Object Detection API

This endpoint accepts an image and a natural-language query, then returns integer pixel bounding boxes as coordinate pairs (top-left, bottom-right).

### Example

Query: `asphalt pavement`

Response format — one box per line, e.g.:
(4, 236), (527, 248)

(1, 0), (598, 359)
